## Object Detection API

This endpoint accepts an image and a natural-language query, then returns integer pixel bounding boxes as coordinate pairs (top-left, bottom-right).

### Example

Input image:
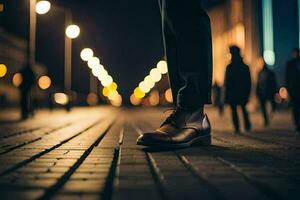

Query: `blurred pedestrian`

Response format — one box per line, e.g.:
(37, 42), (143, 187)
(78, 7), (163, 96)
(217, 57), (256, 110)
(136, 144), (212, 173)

(137, 0), (213, 148)
(285, 48), (300, 135)
(19, 64), (36, 120)
(256, 62), (278, 126)
(212, 82), (224, 116)
(224, 45), (252, 133)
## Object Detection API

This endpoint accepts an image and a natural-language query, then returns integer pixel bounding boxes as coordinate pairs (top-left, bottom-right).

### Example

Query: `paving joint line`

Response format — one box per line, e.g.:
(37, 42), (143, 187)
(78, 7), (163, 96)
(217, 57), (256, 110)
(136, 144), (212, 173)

(39, 119), (115, 200)
(0, 122), (74, 155)
(0, 118), (103, 178)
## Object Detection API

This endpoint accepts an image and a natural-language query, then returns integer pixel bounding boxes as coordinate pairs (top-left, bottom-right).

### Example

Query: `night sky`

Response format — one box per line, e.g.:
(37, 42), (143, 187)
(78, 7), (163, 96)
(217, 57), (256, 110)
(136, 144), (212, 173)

(1, 0), (223, 101)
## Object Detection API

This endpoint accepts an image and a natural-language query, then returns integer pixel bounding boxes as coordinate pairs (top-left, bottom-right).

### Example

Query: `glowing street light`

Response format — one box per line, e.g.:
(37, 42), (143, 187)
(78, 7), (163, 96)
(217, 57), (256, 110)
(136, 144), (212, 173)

(0, 64), (7, 78)
(101, 75), (113, 87)
(12, 73), (23, 87)
(38, 75), (51, 90)
(157, 60), (168, 74)
(35, 0), (51, 15)
(80, 48), (94, 61)
(88, 57), (100, 69)
(150, 68), (162, 82)
(65, 24), (80, 39)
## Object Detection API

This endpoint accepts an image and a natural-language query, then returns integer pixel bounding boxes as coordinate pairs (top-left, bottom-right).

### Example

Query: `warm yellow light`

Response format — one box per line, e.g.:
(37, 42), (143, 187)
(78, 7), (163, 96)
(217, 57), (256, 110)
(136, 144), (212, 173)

(101, 75), (113, 87)
(80, 48), (94, 61)
(92, 65), (104, 77)
(111, 94), (122, 107)
(279, 87), (289, 100)
(54, 93), (69, 105)
(144, 75), (155, 88)
(149, 90), (160, 106)
(108, 90), (118, 100)
(12, 73), (23, 87)
(157, 60), (168, 74)
(108, 82), (118, 91)
(97, 69), (108, 81)
(38, 75), (51, 90)
(0, 64), (7, 78)
(102, 87), (110, 97)
(165, 88), (173, 103)
(65, 24), (80, 39)
(88, 57), (100, 69)
(139, 81), (151, 93)
(35, 0), (51, 15)
(130, 94), (141, 106)
(87, 93), (98, 106)
(134, 87), (145, 99)
(150, 68), (162, 82)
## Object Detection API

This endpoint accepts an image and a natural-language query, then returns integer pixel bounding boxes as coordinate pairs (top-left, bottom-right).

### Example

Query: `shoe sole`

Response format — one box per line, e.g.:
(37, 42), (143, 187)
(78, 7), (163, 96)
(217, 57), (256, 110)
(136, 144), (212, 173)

(137, 134), (211, 148)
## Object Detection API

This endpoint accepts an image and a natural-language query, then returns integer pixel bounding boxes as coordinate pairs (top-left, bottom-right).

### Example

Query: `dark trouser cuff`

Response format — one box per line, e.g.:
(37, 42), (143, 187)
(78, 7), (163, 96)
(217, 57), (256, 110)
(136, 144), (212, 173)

(177, 93), (211, 111)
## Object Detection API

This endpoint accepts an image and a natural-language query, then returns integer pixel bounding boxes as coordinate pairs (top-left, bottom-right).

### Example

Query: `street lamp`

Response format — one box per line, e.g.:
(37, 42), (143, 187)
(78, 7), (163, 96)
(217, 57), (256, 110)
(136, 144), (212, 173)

(34, 1), (80, 99)
(80, 48), (94, 61)
(35, 0), (51, 14)
(65, 25), (80, 39)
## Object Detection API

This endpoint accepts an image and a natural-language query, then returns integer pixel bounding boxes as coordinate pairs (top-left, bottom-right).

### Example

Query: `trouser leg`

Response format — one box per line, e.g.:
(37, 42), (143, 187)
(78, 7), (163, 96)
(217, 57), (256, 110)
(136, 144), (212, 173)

(161, 2), (184, 106)
(162, 0), (212, 110)
(292, 102), (300, 131)
(259, 99), (269, 125)
(241, 105), (251, 130)
(230, 104), (239, 132)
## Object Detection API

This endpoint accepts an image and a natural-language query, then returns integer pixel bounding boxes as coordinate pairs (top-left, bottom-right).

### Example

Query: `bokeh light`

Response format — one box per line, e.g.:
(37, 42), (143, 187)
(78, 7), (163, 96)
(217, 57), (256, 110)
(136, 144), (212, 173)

(111, 94), (122, 107)
(144, 75), (155, 89)
(157, 60), (168, 74)
(279, 87), (288, 100)
(101, 75), (113, 87)
(150, 68), (162, 82)
(102, 87), (110, 97)
(35, 0), (51, 15)
(108, 82), (118, 91)
(130, 94), (141, 106)
(139, 81), (151, 93)
(0, 64), (7, 78)
(165, 88), (173, 103)
(149, 90), (160, 106)
(87, 93), (98, 106)
(12, 73), (23, 87)
(54, 93), (69, 105)
(134, 87), (145, 99)
(65, 24), (80, 39)
(38, 75), (51, 90)
(80, 48), (94, 61)
(88, 57), (100, 69)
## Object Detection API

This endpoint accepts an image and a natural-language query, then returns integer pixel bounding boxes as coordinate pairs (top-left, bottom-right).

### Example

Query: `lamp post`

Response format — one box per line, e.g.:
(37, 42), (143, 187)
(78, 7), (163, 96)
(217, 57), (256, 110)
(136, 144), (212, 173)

(35, 1), (80, 95)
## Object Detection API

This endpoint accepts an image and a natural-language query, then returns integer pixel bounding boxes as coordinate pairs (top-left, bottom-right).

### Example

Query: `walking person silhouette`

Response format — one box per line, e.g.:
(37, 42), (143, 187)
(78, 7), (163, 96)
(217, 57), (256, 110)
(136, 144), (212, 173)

(256, 62), (278, 126)
(286, 48), (300, 135)
(224, 46), (252, 133)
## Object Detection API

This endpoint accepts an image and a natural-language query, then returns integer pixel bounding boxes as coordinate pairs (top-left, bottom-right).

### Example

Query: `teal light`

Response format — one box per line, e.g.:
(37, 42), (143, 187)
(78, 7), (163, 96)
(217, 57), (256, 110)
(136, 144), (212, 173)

(262, 0), (275, 66)
(298, 0), (300, 48)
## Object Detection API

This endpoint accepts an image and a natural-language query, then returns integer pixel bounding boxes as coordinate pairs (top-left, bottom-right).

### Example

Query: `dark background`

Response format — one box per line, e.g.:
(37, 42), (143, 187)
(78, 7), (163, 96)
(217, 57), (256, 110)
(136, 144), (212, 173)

(0, 0), (224, 102)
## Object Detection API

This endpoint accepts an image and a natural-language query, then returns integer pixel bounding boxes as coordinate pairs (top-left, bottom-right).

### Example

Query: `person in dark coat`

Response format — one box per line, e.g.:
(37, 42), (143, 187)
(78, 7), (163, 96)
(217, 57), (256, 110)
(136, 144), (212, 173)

(285, 48), (300, 134)
(224, 45), (252, 133)
(256, 62), (278, 126)
(19, 64), (36, 120)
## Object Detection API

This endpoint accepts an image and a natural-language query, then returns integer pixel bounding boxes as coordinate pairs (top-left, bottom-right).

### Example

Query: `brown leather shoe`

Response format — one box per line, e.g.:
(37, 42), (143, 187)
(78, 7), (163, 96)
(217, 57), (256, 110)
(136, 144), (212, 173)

(137, 108), (211, 148)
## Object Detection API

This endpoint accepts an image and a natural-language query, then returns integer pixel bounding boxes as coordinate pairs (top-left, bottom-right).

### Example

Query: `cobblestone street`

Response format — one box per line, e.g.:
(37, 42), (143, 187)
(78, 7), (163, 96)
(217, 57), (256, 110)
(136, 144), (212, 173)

(0, 107), (299, 200)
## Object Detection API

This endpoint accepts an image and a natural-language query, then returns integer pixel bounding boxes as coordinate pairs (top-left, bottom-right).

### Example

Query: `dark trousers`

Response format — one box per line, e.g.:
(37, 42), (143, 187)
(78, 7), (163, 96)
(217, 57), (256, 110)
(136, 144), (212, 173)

(230, 104), (251, 132)
(292, 101), (300, 131)
(258, 98), (276, 126)
(159, 0), (212, 110)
